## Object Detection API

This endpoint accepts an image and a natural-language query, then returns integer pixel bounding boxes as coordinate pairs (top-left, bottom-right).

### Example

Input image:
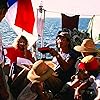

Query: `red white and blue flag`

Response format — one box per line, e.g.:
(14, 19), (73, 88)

(5, 0), (38, 48)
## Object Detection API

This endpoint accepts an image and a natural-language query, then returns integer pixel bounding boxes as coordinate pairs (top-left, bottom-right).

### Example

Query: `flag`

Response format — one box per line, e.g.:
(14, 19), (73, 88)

(62, 14), (80, 31)
(5, 0), (38, 49)
(37, 17), (44, 37)
(87, 16), (100, 41)
(86, 17), (93, 38)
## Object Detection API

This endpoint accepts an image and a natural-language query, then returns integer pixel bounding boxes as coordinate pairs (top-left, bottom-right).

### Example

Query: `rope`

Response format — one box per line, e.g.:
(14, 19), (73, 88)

(45, 10), (100, 17)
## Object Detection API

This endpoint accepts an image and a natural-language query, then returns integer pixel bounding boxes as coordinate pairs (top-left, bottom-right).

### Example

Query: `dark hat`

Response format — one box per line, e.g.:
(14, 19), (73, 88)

(57, 32), (71, 40)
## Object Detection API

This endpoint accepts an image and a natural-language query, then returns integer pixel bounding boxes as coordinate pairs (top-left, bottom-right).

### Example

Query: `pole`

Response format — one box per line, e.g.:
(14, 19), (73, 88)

(37, 1), (46, 59)
(90, 15), (95, 39)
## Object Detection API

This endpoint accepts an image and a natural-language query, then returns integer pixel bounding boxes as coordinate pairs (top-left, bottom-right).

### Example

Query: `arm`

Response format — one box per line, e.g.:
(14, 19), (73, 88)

(56, 55), (75, 71)
(74, 77), (94, 100)
(94, 87), (100, 100)
(49, 48), (75, 71)
(24, 49), (35, 64)
(70, 78), (81, 89)
(94, 76), (100, 100)
(74, 81), (88, 100)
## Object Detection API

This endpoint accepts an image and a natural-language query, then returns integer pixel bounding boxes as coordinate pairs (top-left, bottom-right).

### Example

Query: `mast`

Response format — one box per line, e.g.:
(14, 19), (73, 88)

(86, 15), (95, 39)
(37, 1), (46, 59)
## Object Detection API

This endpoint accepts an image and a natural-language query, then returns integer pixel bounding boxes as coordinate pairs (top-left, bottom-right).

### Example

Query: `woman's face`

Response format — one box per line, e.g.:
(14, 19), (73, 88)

(18, 38), (27, 50)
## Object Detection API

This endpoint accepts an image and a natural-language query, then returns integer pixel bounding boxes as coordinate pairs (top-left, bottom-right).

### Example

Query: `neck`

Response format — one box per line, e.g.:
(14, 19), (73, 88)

(60, 47), (69, 53)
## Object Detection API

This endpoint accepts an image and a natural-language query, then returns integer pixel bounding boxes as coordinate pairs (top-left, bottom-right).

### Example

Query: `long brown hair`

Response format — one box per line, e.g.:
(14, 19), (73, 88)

(17, 35), (28, 48)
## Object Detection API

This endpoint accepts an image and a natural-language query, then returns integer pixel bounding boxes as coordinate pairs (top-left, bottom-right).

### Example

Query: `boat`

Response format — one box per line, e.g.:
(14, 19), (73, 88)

(0, 0), (100, 100)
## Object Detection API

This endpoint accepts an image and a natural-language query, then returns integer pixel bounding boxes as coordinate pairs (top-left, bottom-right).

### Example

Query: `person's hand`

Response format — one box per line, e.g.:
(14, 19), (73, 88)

(94, 88), (100, 100)
(94, 96), (100, 100)
(49, 48), (58, 57)
(74, 88), (82, 100)
(24, 45), (27, 52)
(52, 72), (58, 77)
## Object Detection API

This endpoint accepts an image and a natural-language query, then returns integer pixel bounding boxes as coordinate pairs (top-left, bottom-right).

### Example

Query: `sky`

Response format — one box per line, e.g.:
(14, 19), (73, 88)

(33, 0), (100, 17)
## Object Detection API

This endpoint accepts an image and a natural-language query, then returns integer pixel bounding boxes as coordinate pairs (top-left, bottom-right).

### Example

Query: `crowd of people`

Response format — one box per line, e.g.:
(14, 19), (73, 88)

(0, 28), (100, 100)
(0, 3), (100, 100)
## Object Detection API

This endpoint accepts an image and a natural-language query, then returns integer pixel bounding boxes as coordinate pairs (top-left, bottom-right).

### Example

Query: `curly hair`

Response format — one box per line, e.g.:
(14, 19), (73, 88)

(17, 35), (28, 47)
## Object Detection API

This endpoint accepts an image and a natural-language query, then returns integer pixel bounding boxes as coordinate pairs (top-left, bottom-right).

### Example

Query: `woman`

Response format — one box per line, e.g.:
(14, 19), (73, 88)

(4, 36), (36, 99)
(6, 35), (35, 64)
(4, 35), (35, 78)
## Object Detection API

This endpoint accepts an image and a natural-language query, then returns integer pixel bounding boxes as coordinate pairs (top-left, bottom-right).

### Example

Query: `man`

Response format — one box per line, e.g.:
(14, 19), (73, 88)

(0, 0), (9, 99)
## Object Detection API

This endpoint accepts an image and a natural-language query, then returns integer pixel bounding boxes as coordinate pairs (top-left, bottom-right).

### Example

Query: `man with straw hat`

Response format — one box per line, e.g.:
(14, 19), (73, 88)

(73, 38), (100, 100)
(17, 60), (55, 100)
(27, 60), (56, 100)
(27, 60), (55, 84)
(74, 38), (98, 72)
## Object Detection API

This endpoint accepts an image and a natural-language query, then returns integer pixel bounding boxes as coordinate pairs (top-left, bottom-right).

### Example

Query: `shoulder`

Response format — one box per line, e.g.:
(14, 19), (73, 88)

(5, 46), (16, 51)
(69, 49), (81, 59)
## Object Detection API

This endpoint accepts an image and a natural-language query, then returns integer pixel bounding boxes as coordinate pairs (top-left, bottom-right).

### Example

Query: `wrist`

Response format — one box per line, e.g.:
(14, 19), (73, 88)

(56, 54), (60, 58)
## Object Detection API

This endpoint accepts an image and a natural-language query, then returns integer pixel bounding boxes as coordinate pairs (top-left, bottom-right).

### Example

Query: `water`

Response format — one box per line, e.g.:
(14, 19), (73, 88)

(38, 17), (90, 47)
(0, 17), (90, 59)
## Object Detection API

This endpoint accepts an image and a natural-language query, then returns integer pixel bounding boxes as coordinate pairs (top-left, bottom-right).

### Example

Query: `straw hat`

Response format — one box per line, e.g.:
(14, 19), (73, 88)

(74, 39), (97, 52)
(27, 60), (56, 84)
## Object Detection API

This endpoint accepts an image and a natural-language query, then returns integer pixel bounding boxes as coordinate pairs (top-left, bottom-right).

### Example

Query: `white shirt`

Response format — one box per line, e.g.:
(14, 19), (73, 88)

(52, 52), (71, 70)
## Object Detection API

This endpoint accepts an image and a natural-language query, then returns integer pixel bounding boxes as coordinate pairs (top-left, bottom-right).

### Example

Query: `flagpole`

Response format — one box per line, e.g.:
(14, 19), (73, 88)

(86, 15), (95, 39)
(37, 1), (46, 59)
(90, 15), (95, 39)
(39, 1), (44, 47)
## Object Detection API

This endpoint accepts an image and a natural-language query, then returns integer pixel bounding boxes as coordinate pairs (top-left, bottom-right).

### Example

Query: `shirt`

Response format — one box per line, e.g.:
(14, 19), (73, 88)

(6, 47), (32, 64)
(52, 50), (78, 83)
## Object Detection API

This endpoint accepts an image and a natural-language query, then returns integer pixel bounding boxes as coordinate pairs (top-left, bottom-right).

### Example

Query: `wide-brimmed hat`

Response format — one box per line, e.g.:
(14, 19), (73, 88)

(27, 60), (56, 84)
(74, 39), (97, 52)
